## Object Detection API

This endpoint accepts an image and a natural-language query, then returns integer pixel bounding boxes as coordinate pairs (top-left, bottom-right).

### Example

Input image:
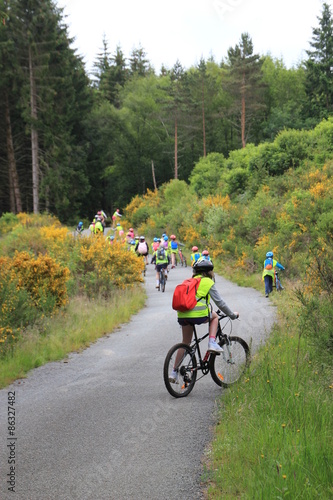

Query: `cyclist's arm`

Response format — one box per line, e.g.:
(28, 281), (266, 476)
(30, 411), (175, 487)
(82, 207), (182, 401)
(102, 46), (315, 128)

(275, 262), (285, 270)
(209, 285), (239, 319)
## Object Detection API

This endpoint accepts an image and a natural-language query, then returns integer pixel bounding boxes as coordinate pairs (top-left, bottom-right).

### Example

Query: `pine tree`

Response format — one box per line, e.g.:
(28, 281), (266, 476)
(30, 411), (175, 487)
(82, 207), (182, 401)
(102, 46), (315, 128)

(0, 0), (22, 213)
(224, 33), (267, 148)
(305, 2), (333, 120)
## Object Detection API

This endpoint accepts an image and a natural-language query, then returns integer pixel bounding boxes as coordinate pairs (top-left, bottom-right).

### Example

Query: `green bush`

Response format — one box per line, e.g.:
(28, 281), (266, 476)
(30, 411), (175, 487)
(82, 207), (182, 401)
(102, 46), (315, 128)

(0, 213), (19, 235)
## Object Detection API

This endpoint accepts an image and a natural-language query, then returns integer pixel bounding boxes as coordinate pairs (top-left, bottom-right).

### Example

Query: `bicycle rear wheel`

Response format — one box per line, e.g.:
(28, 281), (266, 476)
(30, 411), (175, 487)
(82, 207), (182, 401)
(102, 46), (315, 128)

(160, 270), (165, 292)
(209, 336), (250, 387)
(163, 343), (197, 398)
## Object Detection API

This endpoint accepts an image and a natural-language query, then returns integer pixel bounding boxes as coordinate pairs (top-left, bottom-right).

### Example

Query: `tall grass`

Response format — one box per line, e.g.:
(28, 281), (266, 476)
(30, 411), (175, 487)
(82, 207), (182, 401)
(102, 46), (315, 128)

(0, 288), (146, 389)
(205, 290), (333, 498)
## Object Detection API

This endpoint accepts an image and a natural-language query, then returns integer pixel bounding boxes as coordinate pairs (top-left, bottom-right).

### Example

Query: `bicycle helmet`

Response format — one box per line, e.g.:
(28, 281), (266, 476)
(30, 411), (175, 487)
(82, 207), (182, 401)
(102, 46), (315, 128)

(78, 221), (83, 227)
(193, 256), (214, 273)
(202, 250), (209, 256)
(139, 236), (145, 240)
(164, 235), (168, 241)
(153, 237), (158, 242)
(192, 246), (198, 252)
(170, 234), (176, 240)
(266, 251), (273, 258)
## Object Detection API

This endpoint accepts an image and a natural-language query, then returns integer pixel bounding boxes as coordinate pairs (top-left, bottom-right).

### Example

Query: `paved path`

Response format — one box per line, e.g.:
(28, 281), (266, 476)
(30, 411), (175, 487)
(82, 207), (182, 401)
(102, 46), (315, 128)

(0, 262), (276, 499)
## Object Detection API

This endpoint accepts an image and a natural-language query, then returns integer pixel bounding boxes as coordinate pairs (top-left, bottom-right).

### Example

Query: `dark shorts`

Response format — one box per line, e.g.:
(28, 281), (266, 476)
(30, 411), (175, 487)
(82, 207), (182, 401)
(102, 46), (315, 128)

(177, 316), (209, 326)
(156, 263), (168, 271)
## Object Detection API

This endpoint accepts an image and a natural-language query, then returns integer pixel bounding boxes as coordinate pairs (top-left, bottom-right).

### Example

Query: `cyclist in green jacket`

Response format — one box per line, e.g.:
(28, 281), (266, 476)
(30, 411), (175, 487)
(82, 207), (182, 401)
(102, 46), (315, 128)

(151, 243), (170, 290)
(170, 257), (239, 383)
(262, 251), (285, 297)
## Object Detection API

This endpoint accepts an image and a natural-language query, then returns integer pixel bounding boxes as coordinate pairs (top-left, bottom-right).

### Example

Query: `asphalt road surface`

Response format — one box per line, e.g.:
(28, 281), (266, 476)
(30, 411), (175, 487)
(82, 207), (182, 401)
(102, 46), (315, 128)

(0, 260), (276, 500)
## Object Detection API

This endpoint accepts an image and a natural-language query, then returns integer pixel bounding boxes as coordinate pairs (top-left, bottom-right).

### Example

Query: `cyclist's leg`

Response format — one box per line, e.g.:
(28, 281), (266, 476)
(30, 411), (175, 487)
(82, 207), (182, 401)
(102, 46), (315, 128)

(171, 252), (176, 268)
(172, 324), (193, 369)
(208, 311), (219, 341)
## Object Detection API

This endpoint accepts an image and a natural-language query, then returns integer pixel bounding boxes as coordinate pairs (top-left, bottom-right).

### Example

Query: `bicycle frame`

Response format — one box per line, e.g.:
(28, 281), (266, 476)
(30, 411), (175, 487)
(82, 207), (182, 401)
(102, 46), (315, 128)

(187, 315), (232, 378)
(164, 311), (250, 397)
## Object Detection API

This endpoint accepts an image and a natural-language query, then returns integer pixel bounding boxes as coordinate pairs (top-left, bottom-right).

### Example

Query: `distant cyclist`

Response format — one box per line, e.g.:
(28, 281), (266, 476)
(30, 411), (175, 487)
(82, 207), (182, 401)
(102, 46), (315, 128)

(202, 250), (211, 261)
(262, 251), (285, 298)
(190, 246), (201, 266)
(135, 236), (149, 265)
(76, 221), (83, 234)
(151, 237), (160, 253)
(151, 242), (170, 290)
(170, 234), (178, 268)
(112, 208), (122, 227)
(94, 217), (104, 234)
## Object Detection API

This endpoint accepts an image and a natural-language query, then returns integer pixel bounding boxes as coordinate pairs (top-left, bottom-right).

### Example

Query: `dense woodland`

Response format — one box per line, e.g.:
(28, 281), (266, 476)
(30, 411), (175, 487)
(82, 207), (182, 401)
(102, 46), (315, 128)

(0, 1), (332, 223)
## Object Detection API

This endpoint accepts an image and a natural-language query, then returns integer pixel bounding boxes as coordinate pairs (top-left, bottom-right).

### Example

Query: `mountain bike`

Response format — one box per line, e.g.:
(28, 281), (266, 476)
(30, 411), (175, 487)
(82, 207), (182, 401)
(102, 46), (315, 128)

(163, 311), (250, 398)
(174, 249), (187, 267)
(274, 270), (284, 291)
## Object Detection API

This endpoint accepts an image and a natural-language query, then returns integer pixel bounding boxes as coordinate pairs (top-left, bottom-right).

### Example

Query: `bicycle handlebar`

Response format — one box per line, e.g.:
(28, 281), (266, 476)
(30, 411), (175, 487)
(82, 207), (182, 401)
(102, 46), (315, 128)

(216, 310), (239, 320)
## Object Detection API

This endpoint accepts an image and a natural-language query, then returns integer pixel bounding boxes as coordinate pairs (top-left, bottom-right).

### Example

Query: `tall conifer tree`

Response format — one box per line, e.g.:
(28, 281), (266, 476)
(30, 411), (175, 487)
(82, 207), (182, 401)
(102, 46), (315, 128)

(305, 2), (333, 120)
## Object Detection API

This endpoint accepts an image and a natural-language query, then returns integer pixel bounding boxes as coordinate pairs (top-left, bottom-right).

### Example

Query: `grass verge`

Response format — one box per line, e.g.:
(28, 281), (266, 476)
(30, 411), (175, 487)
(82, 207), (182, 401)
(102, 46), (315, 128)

(0, 287), (146, 389)
(204, 289), (333, 498)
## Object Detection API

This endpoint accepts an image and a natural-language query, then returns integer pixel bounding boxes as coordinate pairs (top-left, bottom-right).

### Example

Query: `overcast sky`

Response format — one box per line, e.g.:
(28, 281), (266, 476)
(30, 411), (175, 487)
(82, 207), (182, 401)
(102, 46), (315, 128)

(56, 0), (332, 74)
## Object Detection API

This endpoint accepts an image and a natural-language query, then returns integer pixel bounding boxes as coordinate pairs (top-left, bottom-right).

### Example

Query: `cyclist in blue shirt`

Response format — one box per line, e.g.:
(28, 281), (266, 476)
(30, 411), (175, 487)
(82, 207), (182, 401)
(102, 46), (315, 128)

(262, 251), (285, 297)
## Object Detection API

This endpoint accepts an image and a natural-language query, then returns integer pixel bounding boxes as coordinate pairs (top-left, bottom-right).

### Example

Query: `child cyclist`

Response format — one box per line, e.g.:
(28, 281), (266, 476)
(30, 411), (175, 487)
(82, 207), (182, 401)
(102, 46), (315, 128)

(151, 242), (170, 290)
(170, 256), (239, 383)
(190, 246), (201, 266)
(135, 236), (149, 265)
(262, 251), (285, 297)
(169, 234), (178, 268)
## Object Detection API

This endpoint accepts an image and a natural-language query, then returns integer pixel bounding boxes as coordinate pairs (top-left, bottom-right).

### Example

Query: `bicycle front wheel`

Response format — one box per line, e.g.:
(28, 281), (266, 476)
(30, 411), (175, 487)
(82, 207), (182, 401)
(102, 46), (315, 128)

(163, 343), (197, 398)
(209, 336), (250, 387)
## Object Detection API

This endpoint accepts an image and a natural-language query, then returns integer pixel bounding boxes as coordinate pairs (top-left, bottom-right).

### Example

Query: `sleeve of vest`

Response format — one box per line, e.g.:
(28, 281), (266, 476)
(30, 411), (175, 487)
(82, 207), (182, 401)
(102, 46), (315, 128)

(209, 285), (238, 319)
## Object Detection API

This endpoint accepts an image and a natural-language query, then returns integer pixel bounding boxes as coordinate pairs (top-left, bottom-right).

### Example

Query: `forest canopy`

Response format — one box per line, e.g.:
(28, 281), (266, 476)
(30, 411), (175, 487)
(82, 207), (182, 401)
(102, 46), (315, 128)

(0, 1), (332, 223)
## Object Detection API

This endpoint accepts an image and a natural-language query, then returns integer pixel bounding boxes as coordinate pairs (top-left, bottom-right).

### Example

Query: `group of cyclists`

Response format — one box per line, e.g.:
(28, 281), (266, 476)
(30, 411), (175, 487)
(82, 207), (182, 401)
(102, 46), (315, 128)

(76, 209), (124, 236)
(76, 211), (285, 297)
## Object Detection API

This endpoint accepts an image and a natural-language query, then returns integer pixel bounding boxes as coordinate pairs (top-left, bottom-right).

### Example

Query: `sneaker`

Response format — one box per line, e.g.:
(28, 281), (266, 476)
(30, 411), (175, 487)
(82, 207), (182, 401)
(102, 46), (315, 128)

(265, 294), (268, 298)
(169, 369), (179, 384)
(208, 339), (223, 354)
(155, 285), (160, 290)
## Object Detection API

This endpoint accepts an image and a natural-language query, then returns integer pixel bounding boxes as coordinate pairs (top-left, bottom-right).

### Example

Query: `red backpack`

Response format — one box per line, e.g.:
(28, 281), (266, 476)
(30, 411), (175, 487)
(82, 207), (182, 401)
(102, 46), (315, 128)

(172, 278), (201, 312)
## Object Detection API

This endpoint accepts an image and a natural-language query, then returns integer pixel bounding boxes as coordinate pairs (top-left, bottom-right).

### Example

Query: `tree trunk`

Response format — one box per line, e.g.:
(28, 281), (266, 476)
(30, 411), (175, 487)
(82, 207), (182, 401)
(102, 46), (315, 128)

(174, 114), (178, 179)
(202, 78), (206, 157)
(151, 160), (157, 190)
(241, 70), (246, 148)
(5, 91), (22, 213)
(29, 45), (39, 213)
